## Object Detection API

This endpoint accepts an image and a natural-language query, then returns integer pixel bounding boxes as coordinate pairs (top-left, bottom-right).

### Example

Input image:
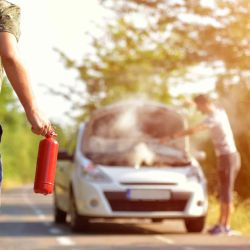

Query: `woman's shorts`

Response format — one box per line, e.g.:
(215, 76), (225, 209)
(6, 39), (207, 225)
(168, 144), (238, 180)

(217, 152), (241, 203)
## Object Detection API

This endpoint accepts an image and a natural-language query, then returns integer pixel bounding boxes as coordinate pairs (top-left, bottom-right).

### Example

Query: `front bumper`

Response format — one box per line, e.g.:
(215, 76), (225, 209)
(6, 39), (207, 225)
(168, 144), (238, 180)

(74, 178), (208, 219)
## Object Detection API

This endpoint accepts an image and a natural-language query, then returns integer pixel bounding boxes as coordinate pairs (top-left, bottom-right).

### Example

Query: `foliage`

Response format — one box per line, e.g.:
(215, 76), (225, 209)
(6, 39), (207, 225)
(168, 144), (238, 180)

(216, 82), (250, 198)
(0, 79), (40, 187)
(54, 122), (77, 155)
(56, 0), (250, 115)
(207, 194), (250, 234)
(102, 0), (250, 72)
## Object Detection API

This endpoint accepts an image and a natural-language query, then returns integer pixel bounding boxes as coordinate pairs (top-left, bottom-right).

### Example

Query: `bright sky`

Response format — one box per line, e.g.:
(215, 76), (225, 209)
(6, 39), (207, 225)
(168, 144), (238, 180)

(9, 0), (107, 125)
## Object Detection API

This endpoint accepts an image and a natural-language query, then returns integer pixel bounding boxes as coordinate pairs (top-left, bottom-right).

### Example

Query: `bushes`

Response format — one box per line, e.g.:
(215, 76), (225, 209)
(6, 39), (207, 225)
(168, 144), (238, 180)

(0, 81), (40, 188)
(207, 195), (250, 234)
(0, 121), (40, 187)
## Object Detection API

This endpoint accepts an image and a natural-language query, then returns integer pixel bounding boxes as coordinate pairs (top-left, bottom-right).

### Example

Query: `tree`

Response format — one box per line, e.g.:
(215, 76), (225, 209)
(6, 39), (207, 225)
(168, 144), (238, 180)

(55, 0), (250, 197)
(57, 0), (250, 117)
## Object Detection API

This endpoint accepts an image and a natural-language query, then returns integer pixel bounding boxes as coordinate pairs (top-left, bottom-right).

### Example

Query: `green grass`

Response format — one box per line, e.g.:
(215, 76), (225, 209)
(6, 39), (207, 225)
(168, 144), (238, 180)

(207, 194), (250, 235)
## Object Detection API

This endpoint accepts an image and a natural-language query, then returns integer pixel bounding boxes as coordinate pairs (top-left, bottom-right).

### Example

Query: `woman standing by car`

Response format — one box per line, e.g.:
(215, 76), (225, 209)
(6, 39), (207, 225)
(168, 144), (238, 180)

(163, 94), (241, 236)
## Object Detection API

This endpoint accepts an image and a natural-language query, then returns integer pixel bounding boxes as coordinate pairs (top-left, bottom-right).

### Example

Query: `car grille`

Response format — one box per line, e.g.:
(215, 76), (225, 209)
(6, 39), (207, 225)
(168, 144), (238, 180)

(104, 191), (190, 212)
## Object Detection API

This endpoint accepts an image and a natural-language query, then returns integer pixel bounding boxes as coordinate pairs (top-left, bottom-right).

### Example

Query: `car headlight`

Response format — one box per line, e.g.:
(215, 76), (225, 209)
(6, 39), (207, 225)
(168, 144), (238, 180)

(81, 162), (112, 183)
(186, 167), (202, 183)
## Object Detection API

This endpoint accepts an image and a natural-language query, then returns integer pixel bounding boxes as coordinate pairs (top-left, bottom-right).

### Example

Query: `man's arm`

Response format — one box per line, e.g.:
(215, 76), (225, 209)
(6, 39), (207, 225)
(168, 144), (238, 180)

(0, 32), (52, 135)
(172, 123), (208, 139)
(161, 123), (208, 143)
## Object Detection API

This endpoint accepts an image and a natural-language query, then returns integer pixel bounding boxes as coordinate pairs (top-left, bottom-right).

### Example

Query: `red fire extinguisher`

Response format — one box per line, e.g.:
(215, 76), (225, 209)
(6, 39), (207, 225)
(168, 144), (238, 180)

(34, 131), (59, 195)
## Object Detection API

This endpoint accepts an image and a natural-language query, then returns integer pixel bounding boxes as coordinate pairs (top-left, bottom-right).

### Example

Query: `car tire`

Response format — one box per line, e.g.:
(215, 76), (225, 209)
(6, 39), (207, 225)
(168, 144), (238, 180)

(151, 218), (164, 223)
(184, 216), (206, 233)
(54, 196), (67, 224)
(69, 192), (89, 232)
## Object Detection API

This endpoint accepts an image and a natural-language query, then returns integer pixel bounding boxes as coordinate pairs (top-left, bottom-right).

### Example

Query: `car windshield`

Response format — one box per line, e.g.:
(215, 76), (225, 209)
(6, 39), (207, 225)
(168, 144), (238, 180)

(82, 103), (191, 167)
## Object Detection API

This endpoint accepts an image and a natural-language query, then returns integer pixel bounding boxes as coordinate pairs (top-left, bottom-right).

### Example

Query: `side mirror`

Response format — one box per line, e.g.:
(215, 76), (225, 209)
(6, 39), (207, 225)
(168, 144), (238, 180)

(194, 150), (207, 161)
(58, 150), (74, 161)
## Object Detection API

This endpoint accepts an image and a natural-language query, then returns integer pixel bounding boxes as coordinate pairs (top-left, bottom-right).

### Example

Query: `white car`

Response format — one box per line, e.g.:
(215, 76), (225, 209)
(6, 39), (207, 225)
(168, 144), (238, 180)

(54, 101), (208, 232)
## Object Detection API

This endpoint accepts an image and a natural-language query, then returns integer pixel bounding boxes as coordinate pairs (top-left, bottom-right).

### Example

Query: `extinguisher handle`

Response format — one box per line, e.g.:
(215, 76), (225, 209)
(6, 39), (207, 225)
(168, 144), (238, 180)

(45, 130), (57, 138)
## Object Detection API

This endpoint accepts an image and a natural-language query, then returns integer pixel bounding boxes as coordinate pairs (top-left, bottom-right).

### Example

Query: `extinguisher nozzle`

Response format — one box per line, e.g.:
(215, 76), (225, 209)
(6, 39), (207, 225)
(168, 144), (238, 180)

(45, 130), (57, 138)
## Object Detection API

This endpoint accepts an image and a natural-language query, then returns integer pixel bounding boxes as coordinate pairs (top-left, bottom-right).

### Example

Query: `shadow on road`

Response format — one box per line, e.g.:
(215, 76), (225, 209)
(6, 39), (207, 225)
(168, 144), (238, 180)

(0, 203), (52, 216)
(0, 220), (186, 237)
(1, 222), (249, 250)
(68, 220), (187, 235)
(0, 221), (53, 237)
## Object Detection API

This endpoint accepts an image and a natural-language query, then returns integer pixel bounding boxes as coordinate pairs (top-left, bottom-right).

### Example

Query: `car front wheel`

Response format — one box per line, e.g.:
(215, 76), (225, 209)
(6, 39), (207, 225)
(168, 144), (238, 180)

(151, 218), (164, 223)
(69, 192), (89, 232)
(54, 196), (67, 224)
(184, 216), (206, 233)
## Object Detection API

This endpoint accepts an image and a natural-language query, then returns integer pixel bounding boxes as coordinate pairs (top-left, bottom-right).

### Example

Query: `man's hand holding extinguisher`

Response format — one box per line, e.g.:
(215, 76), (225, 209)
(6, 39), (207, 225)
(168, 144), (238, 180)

(26, 107), (54, 136)
(23, 103), (59, 196)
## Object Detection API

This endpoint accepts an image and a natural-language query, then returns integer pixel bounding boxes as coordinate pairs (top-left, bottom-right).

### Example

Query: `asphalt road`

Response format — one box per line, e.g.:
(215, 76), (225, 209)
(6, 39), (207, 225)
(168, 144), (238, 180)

(0, 185), (249, 250)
